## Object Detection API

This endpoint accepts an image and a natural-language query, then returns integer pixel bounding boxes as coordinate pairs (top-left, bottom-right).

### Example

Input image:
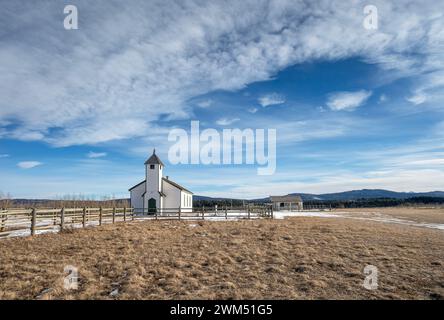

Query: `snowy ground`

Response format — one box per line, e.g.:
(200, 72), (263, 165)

(2, 209), (443, 239)
(1, 212), (257, 239)
(273, 210), (444, 231)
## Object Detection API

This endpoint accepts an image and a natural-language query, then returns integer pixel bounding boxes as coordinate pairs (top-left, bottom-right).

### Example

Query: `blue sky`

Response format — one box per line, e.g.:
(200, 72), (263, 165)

(1, 1), (444, 199)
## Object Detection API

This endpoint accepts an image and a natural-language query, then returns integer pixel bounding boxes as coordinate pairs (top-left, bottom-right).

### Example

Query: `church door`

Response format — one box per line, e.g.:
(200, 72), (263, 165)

(148, 198), (156, 214)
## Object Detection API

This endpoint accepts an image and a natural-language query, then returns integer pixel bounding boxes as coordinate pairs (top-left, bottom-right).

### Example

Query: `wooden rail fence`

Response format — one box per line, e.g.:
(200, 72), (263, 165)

(0, 205), (273, 239)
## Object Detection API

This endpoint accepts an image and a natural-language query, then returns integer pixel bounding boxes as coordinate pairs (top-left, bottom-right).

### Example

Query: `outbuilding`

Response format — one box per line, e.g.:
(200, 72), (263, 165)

(270, 195), (303, 211)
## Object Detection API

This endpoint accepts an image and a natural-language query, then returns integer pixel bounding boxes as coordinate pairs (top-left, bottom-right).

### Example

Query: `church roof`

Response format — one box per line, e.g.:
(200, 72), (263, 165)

(141, 190), (166, 197)
(128, 180), (145, 191)
(128, 178), (193, 194)
(144, 149), (165, 166)
(162, 177), (193, 194)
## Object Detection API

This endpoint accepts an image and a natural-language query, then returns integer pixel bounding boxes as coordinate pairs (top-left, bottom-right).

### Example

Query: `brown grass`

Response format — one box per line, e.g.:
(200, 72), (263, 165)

(339, 207), (444, 224)
(0, 215), (443, 300)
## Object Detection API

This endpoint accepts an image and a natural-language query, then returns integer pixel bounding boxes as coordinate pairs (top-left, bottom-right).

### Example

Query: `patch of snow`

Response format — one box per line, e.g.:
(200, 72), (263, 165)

(273, 210), (444, 231)
(2, 209), (442, 240)
(342, 215), (444, 231)
(110, 289), (119, 297)
(273, 210), (341, 219)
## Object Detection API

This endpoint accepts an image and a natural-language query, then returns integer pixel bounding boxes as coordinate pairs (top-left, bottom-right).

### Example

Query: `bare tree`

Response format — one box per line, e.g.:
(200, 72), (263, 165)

(0, 191), (129, 209)
(0, 191), (12, 209)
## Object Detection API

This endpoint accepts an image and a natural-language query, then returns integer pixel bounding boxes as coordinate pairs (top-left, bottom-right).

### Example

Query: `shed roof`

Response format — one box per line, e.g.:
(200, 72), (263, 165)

(270, 195), (303, 202)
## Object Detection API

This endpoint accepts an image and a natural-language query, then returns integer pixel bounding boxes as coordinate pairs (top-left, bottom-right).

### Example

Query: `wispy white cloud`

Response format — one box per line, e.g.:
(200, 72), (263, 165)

(87, 151), (107, 158)
(258, 93), (285, 107)
(0, 154), (9, 158)
(1, 0), (443, 147)
(407, 70), (444, 105)
(182, 163), (444, 198)
(196, 99), (213, 108)
(327, 90), (372, 111)
(248, 107), (258, 113)
(216, 118), (240, 126)
(407, 92), (427, 105)
(17, 161), (42, 169)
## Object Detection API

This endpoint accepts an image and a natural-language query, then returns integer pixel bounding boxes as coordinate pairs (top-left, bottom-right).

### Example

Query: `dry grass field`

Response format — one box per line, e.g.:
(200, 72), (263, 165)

(339, 207), (444, 224)
(0, 209), (443, 300)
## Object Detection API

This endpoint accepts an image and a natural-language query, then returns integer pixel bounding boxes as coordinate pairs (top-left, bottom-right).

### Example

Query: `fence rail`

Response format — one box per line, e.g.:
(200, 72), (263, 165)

(0, 205), (273, 239)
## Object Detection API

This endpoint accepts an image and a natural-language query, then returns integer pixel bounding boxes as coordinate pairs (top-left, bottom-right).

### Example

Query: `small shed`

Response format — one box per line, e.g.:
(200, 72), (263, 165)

(270, 195), (303, 211)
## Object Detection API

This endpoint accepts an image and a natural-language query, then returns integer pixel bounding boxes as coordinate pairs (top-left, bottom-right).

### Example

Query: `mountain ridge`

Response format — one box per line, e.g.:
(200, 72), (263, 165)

(196, 189), (444, 202)
(4, 189), (444, 205)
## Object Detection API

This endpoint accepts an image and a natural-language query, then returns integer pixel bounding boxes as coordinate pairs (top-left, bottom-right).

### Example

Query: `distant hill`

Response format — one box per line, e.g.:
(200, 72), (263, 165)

(4, 190), (444, 208)
(193, 195), (244, 202)
(289, 189), (444, 201)
(201, 189), (444, 202)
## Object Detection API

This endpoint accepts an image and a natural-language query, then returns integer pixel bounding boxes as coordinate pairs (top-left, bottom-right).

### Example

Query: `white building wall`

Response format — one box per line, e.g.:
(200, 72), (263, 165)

(272, 201), (303, 211)
(181, 191), (193, 212)
(144, 163), (163, 210)
(130, 182), (145, 213)
(163, 181), (193, 213)
(163, 180), (181, 214)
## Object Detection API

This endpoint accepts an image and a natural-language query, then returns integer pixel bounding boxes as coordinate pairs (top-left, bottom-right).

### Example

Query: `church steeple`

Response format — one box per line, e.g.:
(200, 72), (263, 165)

(145, 148), (164, 202)
(144, 149), (165, 166)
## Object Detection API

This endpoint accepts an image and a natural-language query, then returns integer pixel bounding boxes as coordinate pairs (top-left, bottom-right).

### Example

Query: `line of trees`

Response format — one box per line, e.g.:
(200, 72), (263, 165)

(0, 191), (129, 209)
(193, 199), (246, 208)
(2, 191), (444, 209)
(303, 197), (444, 208)
(195, 196), (444, 209)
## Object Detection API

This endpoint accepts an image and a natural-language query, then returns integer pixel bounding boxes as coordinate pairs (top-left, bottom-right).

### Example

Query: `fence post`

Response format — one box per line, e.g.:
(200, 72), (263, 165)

(132, 208), (135, 221)
(99, 207), (103, 226)
(112, 207), (116, 223)
(82, 207), (86, 228)
(123, 207), (127, 222)
(202, 206), (205, 220)
(248, 205), (251, 219)
(0, 211), (6, 232)
(271, 206), (274, 219)
(30, 208), (36, 236)
(53, 208), (57, 225)
(178, 206), (181, 221)
(60, 207), (65, 232)
(225, 206), (228, 220)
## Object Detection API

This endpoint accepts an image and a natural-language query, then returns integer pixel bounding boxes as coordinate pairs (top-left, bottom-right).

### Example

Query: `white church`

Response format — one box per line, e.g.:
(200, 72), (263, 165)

(129, 150), (193, 213)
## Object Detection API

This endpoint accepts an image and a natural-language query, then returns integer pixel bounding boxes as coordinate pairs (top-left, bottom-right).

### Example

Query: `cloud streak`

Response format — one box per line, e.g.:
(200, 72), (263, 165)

(0, 0), (443, 148)
(17, 161), (42, 169)
(327, 90), (372, 111)
(258, 93), (286, 107)
(216, 118), (240, 126)
(87, 152), (107, 158)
